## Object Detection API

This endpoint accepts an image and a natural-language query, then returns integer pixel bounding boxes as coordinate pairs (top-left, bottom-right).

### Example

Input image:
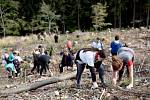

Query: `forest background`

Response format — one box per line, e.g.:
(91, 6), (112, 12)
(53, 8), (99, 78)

(0, 0), (150, 37)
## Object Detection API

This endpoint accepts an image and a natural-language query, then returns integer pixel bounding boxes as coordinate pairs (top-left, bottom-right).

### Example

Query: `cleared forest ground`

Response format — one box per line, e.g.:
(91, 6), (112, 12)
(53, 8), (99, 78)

(0, 28), (150, 100)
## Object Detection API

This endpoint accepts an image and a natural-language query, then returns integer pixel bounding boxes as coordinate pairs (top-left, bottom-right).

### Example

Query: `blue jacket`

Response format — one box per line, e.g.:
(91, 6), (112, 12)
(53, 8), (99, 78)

(110, 40), (123, 54)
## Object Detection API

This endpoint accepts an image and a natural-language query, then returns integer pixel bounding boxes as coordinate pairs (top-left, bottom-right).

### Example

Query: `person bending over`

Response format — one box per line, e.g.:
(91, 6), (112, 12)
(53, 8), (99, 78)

(75, 48), (106, 89)
(112, 47), (135, 89)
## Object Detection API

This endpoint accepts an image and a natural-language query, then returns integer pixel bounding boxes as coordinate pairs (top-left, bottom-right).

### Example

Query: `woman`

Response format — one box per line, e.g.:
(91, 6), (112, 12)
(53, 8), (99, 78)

(112, 47), (135, 89)
(75, 48), (106, 89)
(13, 51), (23, 77)
(4, 48), (16, 78)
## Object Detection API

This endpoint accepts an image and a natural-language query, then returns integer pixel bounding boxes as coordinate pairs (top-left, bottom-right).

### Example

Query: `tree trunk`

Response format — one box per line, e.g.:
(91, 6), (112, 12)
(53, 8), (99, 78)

(119, 0), (121, 29)
(48, 18), (51, 33)
(114, 0), (117, 28)
(77, 0), (81, 30)
(0, 71), (77, 94)
(146, 8), (149, 28)
(119, 13), (121, 29)
(62, 14), (66, 34)
(133, 0), (136, 28)
(0, 7), (5, 38)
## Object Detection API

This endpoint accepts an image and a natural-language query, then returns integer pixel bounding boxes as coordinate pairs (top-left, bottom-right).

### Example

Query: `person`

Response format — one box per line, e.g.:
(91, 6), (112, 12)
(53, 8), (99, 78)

(75, 48), (106, 89)
(38, 44), (45, 54)
(38, 51), (52, 76)
(54, 34), (59, 43)
(66, 39), (72, 52)
(13, 51), (23, 77)
(91, 37), (107, 87)
(31, 48), (40, 74)
(59, 49), (73, 73)
(112, 47), (135, 89)
(91, 37), (104, 50)
(4, 48), (16, 78)
(110, 35), (123, 56)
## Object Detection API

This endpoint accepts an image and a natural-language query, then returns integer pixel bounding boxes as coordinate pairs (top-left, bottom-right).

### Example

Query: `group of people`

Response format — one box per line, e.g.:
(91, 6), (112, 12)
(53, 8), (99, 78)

(75, 35), (135, 89)
(31, 45), (53, 76)
(1, 48), (23, 78)
(1, 34), (135, 90)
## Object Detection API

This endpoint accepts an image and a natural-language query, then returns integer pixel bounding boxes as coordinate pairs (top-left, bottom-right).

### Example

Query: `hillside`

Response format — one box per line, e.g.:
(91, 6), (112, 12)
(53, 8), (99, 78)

(0, 28), (150, 100)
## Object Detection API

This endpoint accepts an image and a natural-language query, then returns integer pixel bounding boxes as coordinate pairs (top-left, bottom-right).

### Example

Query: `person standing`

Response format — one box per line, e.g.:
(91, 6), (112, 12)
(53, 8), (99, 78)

(38, 51), (52, 76)
(4, 48), (16, 78)
(31, 48), (40, 74)
(91, 37), (104, 50)
(13, 51), (23, 77)
(110, 35), (123, 56)
(54, 34), (59, 43)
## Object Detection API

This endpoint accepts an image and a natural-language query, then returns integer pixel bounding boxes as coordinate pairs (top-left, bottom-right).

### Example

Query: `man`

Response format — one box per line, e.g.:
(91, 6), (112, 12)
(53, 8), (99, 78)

(38, 51), (52, 76)
(75, 48), (106, 89)
(112, 47), (135, 89)
(31, 48), (40, 74)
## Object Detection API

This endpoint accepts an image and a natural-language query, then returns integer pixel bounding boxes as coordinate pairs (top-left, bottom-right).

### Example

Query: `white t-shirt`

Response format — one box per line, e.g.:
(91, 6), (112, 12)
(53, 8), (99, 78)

(14, 56), (23, 62)
(79, 50), (96, 67)
(91, 41), (104, 50)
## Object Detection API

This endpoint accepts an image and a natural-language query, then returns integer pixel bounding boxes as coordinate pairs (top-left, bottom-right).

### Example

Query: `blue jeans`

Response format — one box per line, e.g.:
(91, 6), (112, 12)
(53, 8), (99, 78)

(99, 64), (105, 84)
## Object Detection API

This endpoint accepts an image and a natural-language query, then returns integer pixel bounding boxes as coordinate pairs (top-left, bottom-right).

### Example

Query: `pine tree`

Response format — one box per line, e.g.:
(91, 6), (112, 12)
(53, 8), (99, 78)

(91, 3), (111, 32)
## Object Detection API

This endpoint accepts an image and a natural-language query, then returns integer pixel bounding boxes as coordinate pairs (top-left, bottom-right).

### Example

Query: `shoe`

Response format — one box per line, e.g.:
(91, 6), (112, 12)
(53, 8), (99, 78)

(126, 84), (133, 89)
(76, 84), (81, 89)
(91, 82), (98, 89)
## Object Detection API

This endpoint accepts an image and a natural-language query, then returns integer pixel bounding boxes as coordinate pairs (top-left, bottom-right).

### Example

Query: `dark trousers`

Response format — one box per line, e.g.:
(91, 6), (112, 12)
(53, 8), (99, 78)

(95, 61), (105, 84)
(31, 60), (39, 73)
(15, 67), (20, 77)
(111, 52), (117, 56)
(6, 67), (13, 78)
(76, 63), (96, 85)
(40, 62), (49, 76)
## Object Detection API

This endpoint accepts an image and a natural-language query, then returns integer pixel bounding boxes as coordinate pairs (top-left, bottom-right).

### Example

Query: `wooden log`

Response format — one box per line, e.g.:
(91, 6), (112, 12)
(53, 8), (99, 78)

(0, 71), (77, 94)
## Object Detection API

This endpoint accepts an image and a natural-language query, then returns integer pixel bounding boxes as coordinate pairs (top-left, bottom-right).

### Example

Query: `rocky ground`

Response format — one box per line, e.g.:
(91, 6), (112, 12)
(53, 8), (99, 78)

(0, 28), (150, 100)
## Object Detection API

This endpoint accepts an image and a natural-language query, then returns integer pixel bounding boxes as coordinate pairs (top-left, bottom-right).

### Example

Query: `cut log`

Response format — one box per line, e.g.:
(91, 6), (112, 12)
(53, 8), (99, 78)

(0, 71), (77, 94)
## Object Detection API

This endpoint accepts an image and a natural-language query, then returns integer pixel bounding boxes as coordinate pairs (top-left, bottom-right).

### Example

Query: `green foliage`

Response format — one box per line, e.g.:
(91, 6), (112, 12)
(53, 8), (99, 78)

(31, 3), (60, 33)
(0, 0), (20, 36)
(0, 0), (150, 36)
(91, 3), (111, 31)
